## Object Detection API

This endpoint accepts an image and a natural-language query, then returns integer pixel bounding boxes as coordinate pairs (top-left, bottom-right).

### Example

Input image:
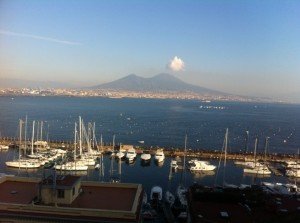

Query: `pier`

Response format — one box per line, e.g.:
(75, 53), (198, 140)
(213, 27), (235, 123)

(0, 137), (298, 163)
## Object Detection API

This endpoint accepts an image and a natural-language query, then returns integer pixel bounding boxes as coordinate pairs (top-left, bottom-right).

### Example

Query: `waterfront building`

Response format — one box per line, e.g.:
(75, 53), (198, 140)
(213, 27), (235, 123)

(0, 174), (143, 222)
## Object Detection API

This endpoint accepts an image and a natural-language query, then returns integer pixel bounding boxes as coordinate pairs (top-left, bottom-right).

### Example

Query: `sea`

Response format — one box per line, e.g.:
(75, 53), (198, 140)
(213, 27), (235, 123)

(0, 96), (299, 194)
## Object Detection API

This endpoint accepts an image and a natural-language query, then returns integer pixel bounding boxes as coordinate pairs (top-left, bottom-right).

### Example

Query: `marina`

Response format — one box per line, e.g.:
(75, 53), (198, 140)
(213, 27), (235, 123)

(0, 97), (299, 222)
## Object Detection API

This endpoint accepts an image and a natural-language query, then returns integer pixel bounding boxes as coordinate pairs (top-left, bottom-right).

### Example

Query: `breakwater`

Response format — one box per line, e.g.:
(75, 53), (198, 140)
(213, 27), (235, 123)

(0, 137), (298, 163)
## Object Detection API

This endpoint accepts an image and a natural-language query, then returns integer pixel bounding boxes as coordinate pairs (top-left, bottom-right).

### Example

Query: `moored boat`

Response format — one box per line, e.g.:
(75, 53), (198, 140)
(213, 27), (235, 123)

(154, 149), (165, 163)
(189, 160), (216, 171)
(141, 151), (151, 161)
(126, 148), (137, 161)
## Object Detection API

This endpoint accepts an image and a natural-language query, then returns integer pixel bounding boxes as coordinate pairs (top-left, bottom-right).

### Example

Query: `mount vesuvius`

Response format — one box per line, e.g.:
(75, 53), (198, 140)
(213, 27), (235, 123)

(90, 73), (225, 95)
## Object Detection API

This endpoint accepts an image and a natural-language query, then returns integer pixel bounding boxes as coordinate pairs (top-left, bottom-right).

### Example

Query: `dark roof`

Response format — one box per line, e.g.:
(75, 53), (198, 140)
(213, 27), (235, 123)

(68, 185), (137, 211)
(188, 185), (252, 223)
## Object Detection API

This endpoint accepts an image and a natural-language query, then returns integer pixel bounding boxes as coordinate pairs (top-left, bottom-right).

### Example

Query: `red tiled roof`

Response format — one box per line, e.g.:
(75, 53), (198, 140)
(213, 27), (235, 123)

(0, 181), (39, 204)
(69, 185), (137, 211)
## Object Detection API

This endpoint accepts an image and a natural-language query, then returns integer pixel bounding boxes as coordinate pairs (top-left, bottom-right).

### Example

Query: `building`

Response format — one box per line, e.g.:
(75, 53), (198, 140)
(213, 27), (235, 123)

(0, 173), (143, 222)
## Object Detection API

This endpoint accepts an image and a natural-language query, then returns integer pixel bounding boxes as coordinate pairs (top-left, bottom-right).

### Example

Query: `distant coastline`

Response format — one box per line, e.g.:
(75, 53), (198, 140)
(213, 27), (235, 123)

(0, 87), (289, 104)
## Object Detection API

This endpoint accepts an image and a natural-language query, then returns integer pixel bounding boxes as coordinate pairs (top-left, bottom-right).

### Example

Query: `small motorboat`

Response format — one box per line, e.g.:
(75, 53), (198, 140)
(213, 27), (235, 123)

(165, 190), (175, 206)
(170, 160), (178, 170)
(150, 186), (163, 209)
(94, 163), (100, 170)
(141, 151), (151, 161)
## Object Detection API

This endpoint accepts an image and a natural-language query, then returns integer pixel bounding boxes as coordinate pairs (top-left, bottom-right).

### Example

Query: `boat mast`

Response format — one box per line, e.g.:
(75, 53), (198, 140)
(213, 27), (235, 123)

(110, 134), (115, 178)
(93, 122), (96, 149)
(118, 143), (122, 181)
(24, 115), (27, 152)
(245, 130), (249, 153)
(79, 116), (82, 156)
(181, 134), (187, 186)
(40, 121), (43, 141)
(100, 134), (103, 152)
(254, 137), (258, 169)
(223, 128), (228, 187)
(88, 122), (92, 153)
(36, 121), (40, 142)
(74, 122), (77, 164)
(18, 119), (23, 161)
(113, 134), (115, 151)
(264, 137), (269, 164)
(31, 121), (35, 155)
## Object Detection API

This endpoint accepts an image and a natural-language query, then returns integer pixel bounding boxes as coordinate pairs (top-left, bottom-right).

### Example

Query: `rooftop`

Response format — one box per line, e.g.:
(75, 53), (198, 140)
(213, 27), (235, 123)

(69, 184), (137, 211)
(0, 175), (143, 223)
(190, 201), (252, 223)
(0, 180), (39, 204)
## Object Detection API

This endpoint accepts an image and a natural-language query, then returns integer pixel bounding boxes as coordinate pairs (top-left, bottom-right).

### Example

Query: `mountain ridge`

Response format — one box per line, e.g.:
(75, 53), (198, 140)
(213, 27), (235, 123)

(91, 73), (225, 95)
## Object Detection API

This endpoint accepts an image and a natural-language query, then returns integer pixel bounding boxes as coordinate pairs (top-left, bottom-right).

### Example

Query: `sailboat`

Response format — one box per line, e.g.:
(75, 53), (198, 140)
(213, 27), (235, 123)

(243, 137), (271, 175)
(6, 119), (41, 169)
(172, 134), (188, 222)
(55, 122), (88, 171)
(214, 128), (240, 188)
(27, 121), (42, 160)
(77, 118), (96, 166)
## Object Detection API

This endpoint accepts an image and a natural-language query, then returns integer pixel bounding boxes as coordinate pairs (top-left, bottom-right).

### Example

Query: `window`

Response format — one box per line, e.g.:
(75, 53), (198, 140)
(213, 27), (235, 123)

(72, 187), (75, 196)
(57, 189), (65, 198)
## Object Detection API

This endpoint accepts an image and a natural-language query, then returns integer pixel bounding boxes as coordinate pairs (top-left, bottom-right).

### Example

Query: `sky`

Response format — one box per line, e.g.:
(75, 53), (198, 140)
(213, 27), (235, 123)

(0, 0), (300, 100)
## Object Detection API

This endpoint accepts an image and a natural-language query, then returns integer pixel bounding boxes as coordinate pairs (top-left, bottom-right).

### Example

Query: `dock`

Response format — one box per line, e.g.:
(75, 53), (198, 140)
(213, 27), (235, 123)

(0, 137), (299, 163)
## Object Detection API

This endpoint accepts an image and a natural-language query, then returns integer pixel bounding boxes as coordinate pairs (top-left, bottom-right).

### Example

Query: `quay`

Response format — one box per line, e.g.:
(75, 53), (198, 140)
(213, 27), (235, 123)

(0, 137), (298, 163)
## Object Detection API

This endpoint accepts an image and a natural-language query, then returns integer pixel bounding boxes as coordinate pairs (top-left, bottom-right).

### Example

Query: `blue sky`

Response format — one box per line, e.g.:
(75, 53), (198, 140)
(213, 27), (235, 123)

(0, 0), (300, 100)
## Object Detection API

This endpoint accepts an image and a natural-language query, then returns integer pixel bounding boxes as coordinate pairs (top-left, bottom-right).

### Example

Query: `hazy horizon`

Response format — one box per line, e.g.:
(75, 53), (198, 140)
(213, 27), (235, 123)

(1, 1), (300, 101)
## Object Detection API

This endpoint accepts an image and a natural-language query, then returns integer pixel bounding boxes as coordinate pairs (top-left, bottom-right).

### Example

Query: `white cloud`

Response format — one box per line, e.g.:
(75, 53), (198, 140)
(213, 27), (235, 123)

(0, 29), (81, 45)
(167, 56), (185, 72)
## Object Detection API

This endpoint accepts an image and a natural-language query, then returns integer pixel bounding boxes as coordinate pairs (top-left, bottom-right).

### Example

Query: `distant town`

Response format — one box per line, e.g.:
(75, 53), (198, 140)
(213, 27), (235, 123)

(0, 87), (273, 103)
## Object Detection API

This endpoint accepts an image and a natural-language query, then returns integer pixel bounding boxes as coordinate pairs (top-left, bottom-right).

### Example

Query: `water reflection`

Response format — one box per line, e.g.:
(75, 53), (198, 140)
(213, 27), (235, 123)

(154, 160), (164, 167)
(0, 151), (294, 196)
(140, 159), (151, 167)
(191, 170), (215, 179)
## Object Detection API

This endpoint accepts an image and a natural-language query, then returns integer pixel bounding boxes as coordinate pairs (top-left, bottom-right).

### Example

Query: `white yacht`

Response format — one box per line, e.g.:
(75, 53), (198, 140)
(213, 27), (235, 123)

(6, 159), (41, 169)
(141, 151), (151, 161)
(286, 169), (300, 177)
(115, 150), (125, 159)
(154, 149), (165, 162)
(234, 160), (264, 168)
(189, 160), (216, 171)
(55, 161), (88, 171)
(77, 154), (96, 166)
(126, 148), (137, 161)
(243, 166), (271, 175)
(285, 161), (300, 169)
(0, 145), (9, 150)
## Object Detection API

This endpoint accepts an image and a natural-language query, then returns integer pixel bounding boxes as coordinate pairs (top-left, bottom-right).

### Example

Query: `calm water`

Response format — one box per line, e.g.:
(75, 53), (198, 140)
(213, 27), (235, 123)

(0, 150), (297, 197)
(1, 96), (300, 153)
(0, 96), (299, 195)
